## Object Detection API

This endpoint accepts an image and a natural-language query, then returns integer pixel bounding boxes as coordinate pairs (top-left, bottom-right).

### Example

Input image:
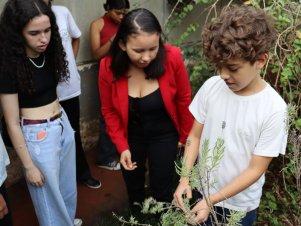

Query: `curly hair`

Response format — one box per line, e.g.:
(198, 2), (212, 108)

(109, 8), (166, 80)
(201, 5), (277, 67)
(0, 0), (69, 94)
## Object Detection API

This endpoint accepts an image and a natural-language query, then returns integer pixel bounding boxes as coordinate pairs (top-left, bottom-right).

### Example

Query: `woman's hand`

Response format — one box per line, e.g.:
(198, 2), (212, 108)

(120, 149), (137, 171)
(173, 178), (192, 210)
(190, 199), (210, 224)
(0, 194), (8, 219)
(24, 164), (45, 187)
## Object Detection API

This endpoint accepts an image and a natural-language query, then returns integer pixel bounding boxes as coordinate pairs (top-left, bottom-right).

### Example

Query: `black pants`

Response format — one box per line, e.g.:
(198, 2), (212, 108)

(60, 96), (92, 181)
(122, 132), (178, 204)
(96, 114), (118, 164)
(0, 183), (13, 226)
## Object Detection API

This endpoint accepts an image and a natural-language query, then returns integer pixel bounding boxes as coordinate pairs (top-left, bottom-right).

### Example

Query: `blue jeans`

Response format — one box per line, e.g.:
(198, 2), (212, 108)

(202, 206), (257, 226)
(21, 110), (76, 226)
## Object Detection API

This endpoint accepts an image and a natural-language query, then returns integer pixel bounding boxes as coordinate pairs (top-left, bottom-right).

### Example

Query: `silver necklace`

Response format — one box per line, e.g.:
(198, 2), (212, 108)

(28, 55), (45, 68)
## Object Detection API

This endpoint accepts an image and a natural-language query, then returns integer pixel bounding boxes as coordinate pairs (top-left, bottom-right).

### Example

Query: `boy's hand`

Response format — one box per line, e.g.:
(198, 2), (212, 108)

(173, 178), (192, 210)
(120, 150), (137, 171)
(190, 199), (210, 224)
(0, 194), (8, 219)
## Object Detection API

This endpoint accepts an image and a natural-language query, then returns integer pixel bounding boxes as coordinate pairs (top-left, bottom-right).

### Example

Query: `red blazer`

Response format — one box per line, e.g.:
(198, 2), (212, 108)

(99, 45), (193, 153)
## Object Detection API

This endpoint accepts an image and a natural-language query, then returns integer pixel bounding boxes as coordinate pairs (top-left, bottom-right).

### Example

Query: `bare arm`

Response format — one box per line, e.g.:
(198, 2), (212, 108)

(174, 120), (204, 208)
(72, 37), (80, 59)
(210, 155), (272, 204)
(89, 18), (112, 61)
(191, 155), (273, 223)
(0, 94), (44, 186)
(0, 94), (34, 168)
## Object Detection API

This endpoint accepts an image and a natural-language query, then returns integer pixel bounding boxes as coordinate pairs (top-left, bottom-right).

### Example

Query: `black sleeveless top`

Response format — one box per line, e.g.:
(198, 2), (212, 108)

(128, 88), (177, 137)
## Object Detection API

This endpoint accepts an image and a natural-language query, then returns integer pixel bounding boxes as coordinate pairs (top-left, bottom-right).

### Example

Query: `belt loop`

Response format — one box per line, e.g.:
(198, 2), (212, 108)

(20, 117), (24, 127)
(46, 118), (50, 127)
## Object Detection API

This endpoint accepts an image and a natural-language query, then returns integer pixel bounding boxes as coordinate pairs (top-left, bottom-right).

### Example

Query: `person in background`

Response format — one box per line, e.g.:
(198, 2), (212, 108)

(90, 0), (130, 170)
(0, 0), (80, 225)
(43, 0), (101, 190)
(173, 5), (288, 226)
(0, 134), (13, 226)
(99, 8), (193, 205)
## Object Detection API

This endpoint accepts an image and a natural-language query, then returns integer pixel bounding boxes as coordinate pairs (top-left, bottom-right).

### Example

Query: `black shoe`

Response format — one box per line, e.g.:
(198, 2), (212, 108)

(83, 177), (101, 189)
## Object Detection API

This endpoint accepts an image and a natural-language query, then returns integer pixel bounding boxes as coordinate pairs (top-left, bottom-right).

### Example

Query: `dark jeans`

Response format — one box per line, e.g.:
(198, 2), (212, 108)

(0, 183), (13, 226)
(60, 96), (92, 181)
(201, 205), (257, 226)
(122, 132), (178, 204)
(96, 115), (117, 164)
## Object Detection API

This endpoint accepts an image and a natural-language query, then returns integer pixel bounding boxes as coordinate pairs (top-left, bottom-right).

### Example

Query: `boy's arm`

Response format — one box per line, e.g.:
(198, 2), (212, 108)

(191, 154), (273, 223)
(174, 120), (203, 209)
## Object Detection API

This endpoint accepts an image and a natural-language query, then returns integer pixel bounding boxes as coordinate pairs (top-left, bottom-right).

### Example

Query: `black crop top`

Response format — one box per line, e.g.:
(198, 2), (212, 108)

(0, 55), (58, 108)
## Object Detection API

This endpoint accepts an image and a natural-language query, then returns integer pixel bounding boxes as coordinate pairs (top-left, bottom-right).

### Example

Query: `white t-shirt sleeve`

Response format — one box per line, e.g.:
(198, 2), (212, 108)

(66, 8), (81, 38)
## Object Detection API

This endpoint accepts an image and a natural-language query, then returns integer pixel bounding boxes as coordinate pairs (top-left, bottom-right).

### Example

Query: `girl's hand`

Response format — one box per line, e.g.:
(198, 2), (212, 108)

(120, 150), (137, 171)
(24, 164), (45, 187)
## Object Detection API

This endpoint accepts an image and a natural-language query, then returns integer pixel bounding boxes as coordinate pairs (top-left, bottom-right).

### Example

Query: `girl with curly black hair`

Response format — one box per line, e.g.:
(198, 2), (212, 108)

(0, 0), (78, 225)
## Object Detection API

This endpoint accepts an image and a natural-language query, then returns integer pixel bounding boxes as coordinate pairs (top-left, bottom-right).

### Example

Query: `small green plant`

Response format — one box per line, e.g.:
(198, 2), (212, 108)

(114, 137), (247, 226)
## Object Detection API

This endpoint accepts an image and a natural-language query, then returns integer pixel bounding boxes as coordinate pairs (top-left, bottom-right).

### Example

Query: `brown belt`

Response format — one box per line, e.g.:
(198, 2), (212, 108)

(22, 111), (62, 125)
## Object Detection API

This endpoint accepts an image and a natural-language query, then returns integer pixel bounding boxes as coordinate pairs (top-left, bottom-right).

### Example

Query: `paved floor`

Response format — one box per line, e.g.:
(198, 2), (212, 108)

(7, 150), (128, 226)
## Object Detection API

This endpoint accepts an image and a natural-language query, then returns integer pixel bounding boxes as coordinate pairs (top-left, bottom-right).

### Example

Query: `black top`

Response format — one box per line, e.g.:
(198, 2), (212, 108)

(0, 55), (57, 108)
(128, 88), (176, 137)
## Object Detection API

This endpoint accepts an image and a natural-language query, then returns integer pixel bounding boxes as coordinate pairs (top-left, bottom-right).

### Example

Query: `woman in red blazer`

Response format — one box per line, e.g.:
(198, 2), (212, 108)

(99, 8), (193, 205)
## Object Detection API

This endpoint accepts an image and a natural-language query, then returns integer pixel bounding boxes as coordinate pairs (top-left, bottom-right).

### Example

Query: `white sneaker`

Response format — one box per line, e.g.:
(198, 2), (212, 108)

(74, 218), (83, 226)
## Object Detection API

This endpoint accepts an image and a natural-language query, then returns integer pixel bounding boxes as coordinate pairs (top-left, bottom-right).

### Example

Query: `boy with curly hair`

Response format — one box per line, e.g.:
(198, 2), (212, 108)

(174, 5), (288, 225)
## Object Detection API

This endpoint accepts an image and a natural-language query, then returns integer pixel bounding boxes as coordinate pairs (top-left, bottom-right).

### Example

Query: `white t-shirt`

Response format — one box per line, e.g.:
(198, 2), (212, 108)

(0, 134), (9, 186)
(52, 5), (82, 101)
(190, 76), (288, 211)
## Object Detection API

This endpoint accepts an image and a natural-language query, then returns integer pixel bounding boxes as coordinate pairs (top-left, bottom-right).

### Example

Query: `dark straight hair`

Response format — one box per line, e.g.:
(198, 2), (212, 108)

(109, 8), (166, 80)
(103, 0), (130, 11)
